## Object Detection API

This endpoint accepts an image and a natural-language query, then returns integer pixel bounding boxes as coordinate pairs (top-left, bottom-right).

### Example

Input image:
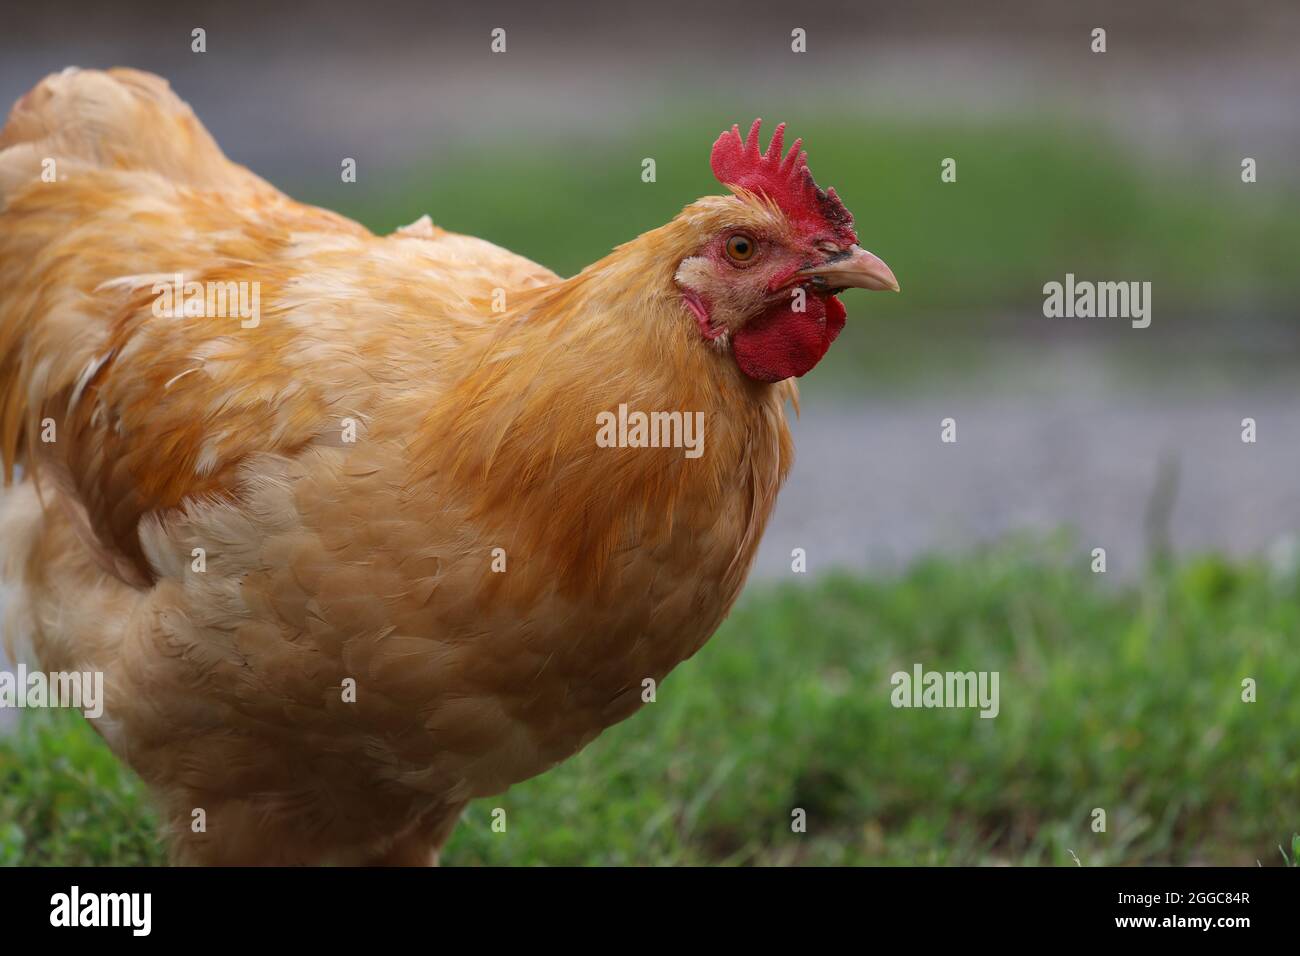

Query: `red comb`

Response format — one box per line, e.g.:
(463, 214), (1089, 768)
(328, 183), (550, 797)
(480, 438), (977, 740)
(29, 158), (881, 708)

(710, 119), (857, 245)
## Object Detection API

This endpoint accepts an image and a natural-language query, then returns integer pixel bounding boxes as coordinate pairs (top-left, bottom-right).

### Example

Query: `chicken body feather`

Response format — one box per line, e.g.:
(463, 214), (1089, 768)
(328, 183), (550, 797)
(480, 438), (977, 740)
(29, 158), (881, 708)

(0, 69), (793, 863)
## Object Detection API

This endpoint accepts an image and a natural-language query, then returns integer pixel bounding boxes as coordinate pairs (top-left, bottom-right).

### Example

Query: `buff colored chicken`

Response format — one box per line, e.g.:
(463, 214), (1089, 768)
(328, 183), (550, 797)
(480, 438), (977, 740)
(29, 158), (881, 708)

(0, 68), (898, 864)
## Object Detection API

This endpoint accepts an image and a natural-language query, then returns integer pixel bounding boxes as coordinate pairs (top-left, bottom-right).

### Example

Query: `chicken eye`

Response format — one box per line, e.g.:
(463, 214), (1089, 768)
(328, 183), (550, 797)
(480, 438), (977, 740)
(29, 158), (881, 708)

(725, 233), (757, 263)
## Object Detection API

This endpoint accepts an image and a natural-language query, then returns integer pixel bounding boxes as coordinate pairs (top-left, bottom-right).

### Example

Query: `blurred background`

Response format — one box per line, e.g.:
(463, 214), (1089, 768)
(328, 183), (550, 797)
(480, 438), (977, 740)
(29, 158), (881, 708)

(1, 0), (1298, 865)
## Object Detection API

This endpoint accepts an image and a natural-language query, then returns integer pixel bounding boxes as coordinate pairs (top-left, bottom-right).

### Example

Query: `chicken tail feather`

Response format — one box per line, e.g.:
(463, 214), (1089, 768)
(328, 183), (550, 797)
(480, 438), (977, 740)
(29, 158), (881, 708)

(0, 66), (262, 201)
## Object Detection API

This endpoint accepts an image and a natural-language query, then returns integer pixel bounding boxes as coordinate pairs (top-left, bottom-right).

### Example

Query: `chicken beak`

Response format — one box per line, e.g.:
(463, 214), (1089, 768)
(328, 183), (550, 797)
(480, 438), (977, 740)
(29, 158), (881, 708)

(798, 245), (900, 293)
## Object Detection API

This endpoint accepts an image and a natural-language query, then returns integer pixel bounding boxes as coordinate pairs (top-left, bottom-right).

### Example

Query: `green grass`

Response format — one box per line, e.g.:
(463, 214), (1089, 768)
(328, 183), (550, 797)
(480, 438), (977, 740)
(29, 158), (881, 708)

(4, 538), (1298, 866)
(0, 708), (161, 866)
(312, 115), (1300, 310)
(296, 115), (1300, 391)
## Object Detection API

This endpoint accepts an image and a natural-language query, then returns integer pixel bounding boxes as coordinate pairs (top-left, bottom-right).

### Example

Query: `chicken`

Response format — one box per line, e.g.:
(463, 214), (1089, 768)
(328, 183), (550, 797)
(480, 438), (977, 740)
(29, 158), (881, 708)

(0, 68), (898, 864)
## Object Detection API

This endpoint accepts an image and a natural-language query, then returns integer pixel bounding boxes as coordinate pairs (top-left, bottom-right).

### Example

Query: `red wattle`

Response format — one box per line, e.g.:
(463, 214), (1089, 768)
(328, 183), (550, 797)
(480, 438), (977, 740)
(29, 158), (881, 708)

(732, 295), (844, 382)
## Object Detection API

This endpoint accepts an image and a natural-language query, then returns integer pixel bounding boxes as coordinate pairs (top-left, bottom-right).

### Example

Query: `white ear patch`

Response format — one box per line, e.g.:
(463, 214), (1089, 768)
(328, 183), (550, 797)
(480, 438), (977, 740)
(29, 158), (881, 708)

(675, 257), (730, 350)
(674, 255), (710, 291)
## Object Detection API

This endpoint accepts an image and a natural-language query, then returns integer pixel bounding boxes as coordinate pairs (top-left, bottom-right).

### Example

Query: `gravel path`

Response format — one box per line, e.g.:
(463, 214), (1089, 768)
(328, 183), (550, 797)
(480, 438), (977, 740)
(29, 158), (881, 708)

(3, 9), (1299, 731)
(755, 371), (1300, 579)
(3, 364), (1297, 734)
